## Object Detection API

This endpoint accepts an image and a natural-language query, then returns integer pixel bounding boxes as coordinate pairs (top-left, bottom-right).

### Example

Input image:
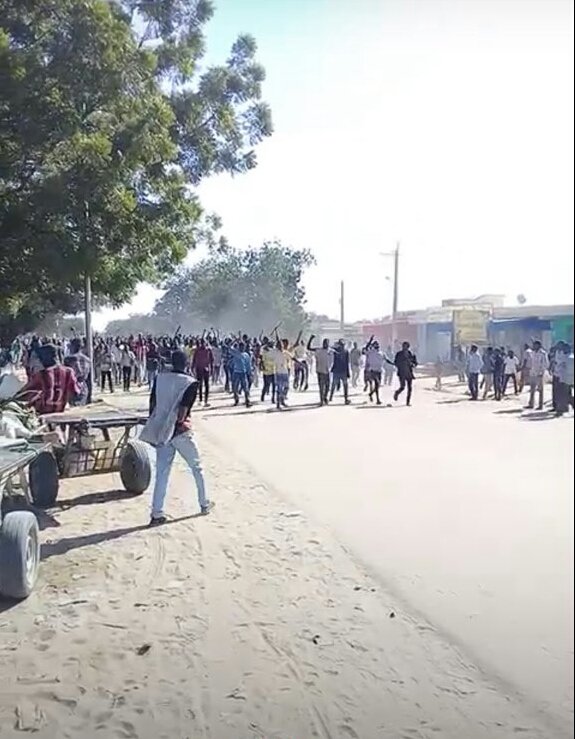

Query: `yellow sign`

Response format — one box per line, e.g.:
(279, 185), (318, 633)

(452, 309), (489, 344)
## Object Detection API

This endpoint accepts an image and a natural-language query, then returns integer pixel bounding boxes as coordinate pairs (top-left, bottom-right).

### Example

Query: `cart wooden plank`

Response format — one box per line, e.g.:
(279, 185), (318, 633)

(42, 405), (148, 428)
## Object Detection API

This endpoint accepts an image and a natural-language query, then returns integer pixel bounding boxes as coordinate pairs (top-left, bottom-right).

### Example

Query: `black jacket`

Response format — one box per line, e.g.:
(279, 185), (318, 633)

(394, 349), (417, 379)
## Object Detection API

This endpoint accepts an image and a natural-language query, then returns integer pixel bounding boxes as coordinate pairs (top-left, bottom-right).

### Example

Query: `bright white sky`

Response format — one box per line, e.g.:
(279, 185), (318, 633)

(97, 0), (574, 328)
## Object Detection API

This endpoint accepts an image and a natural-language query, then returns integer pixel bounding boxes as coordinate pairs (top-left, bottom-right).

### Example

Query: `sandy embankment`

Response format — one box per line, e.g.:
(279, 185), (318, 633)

(0, 425), (560, 739)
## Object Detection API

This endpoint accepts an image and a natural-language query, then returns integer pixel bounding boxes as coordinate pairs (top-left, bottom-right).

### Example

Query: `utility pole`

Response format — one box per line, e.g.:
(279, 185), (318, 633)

(391, 242), (400, 349)
(84, 272), (94, 403)
(84, 273), (93, 362)
(380, 242), (400, 349)
(339, 280), (345, 334)
(83, 200), (94, 400)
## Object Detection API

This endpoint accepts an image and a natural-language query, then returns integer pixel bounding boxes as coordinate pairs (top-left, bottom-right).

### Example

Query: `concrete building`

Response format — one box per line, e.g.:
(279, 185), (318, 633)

(355, 297), (573, 362)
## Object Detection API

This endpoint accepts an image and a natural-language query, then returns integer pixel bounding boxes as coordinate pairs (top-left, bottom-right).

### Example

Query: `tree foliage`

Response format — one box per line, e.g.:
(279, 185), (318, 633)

(32, 314), (86, 338)
(107, 242), (315, 337)
(0, 0), (272, 341)
(105, 313), (160, 337)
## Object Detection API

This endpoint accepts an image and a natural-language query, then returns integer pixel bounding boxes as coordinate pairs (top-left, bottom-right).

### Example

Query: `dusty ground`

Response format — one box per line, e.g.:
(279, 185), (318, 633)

(0, 378), (572, 739)
(197, 377), (574, 736)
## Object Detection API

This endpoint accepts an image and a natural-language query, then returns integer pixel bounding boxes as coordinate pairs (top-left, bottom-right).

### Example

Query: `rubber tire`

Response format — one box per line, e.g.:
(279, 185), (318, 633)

(120, 440), (151, 495)
(29, 450), (59, 508)
(0, 511), (40, 600)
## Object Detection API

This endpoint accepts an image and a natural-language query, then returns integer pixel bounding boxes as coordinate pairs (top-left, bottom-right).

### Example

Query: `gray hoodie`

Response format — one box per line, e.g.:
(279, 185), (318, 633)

(140, 372), (195, 448)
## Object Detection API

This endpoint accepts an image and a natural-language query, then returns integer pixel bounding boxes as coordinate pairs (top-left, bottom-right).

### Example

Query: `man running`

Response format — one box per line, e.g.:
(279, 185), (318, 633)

(330, 340), (351, 405)
(393, 341), (417, 406)
(365, 340), (386, 404)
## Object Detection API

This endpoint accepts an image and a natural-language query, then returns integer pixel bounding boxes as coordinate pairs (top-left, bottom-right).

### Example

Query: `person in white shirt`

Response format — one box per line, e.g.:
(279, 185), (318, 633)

(307, 335), (332, 405)
(120, 345), (136, 392)
(292, 341), (309, 391)
(349, 342), (362, 388)
(527, 340), (548, 410)
(502, 349), (520, 396)
(519, 343), (532, 392)
(111, 343), (122, 385)
(364, 341), (387, 404)
(466, 344), (483, 400)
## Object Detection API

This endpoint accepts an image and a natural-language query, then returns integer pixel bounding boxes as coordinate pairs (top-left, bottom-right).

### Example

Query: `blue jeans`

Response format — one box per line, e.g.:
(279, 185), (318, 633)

(151, 433), (208, 517)
(232, 372), (250, 403)
(147, 369), (158, 387)
(275, 373), (289, 406)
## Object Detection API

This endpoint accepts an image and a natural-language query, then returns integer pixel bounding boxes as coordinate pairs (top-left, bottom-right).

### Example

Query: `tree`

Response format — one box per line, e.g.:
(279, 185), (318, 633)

(307, 311), (335, 335)
(32, 314), (86, 338)
(107, 241), (315, 337)
(105, 313), (159, 336)
(0, 0), (272, 341)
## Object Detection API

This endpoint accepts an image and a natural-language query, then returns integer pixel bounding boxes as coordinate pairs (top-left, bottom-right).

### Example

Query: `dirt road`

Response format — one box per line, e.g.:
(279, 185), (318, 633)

(0, 380), (571, 738)
(198, 378), (574, 736)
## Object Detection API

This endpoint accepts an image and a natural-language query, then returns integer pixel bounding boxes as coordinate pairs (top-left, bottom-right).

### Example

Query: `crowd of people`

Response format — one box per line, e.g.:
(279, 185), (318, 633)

(1, 330), (572, 526)
(2, 330), (573, 418)
(2, 330), (420, 411)
(462, 340), (574, 415)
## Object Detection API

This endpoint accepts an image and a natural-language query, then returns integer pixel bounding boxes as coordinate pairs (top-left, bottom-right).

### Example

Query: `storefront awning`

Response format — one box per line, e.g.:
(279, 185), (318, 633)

(490, 317), (551, 331)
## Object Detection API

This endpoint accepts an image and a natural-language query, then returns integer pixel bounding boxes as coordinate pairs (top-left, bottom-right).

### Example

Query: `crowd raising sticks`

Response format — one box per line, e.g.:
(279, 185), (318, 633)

(1, 329), (572, 526)
(2, 330), (574, 416)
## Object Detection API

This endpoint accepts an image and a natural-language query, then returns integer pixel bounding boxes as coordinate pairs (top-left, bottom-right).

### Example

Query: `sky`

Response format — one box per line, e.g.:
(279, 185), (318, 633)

(97, 0), (574, 328)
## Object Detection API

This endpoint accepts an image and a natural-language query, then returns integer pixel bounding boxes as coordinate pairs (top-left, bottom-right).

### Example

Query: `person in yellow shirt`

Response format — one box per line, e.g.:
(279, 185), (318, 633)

(259, 338), (276, 403)
(273, 338), (293, 409)
(184, 338), (196, 370)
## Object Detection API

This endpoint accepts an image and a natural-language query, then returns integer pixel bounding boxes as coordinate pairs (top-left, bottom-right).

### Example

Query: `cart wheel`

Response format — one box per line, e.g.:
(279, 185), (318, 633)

(120, 440), (151, 495)
(29, 451), (59, 508)
(0, 511), (40, 600)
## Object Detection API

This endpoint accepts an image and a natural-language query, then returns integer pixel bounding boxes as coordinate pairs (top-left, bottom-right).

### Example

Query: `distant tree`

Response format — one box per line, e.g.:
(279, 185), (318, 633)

(306, 311), (336, 334)
(32, 314), (85, 338)
(145, 241), (315, 337)
(0, 0), (272, 341)
(104, 314), (160, 337)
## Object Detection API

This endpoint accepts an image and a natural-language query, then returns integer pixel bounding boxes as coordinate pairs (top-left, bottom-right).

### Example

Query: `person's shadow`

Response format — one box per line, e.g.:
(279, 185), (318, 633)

(40, 514), (201, 561)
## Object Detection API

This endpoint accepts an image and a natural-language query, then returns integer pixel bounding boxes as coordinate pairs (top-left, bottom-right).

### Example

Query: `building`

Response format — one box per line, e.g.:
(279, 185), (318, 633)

(356, 297), (574, 362)
(489, 305), (574, 351)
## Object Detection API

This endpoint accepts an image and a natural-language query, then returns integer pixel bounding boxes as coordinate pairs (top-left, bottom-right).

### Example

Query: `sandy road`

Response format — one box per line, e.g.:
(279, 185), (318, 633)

(196, 377), (574, 736)
(0, 379), (571, 738)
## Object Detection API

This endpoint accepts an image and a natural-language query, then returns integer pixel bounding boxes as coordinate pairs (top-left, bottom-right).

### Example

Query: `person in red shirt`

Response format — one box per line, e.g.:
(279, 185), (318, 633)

(20, 344), (80, 415)
(191, 338), (214, 407)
